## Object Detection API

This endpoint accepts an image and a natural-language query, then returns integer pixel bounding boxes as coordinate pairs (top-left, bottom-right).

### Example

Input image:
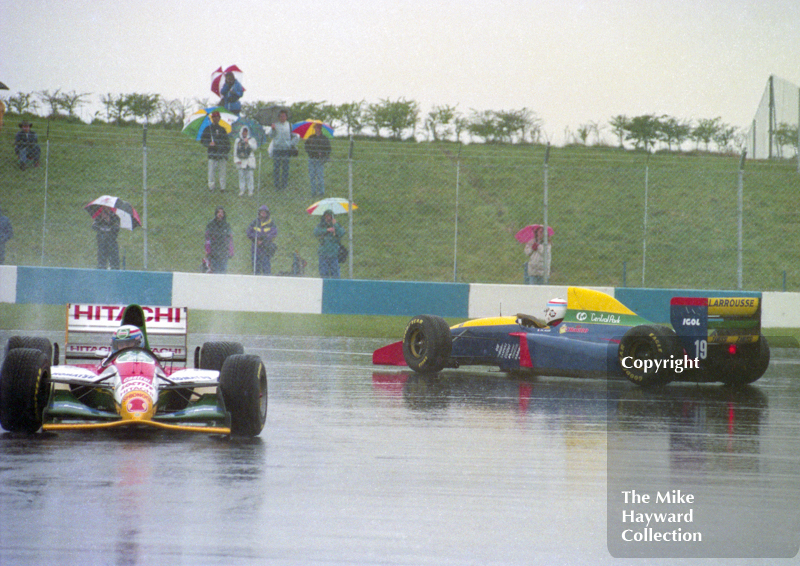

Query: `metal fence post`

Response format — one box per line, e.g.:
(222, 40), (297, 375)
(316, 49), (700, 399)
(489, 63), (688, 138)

(347, 137), (354, 279)
(642, 156), (649, 287)
(737, 150), (746, 290)
(453, 143), (462, 282)
(41, 132), (50, 266)
(142, 119), (148, 270)
(543, 143), (550, 284)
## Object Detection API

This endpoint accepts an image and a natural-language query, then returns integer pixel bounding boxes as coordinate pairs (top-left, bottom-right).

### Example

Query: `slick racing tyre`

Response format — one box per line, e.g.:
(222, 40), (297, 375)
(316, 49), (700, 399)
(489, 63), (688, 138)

(402, 315), (452, 374)
(711, 335), (771, 387)
(220, 354), (268, 437)
(618, 325), (680, 388)
(198, 341), (245, 371)
(0, 348), (51, 433)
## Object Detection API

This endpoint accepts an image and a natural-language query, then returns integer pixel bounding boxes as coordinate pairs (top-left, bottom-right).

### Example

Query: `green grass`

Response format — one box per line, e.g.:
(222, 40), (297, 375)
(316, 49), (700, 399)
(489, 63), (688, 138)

(2, 114), (799, 290)
(0, 303), (447, 339)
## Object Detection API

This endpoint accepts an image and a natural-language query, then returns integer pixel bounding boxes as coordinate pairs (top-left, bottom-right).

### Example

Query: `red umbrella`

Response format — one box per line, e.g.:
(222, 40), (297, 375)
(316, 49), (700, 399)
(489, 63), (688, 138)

(211, 65), (243, 96)
(515, 224), (554, 244)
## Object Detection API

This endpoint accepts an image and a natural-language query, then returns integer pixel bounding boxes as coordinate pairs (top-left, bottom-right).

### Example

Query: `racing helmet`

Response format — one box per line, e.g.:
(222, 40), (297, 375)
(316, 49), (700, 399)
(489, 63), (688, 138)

(544, 298), (568, 326)
(111, 325), (144, 351)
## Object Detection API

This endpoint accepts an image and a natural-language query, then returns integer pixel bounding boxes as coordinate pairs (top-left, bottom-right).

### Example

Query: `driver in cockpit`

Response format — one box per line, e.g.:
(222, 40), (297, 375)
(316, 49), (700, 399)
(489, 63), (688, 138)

(110, 325), (145, 352)
(517, 298), (567, 328)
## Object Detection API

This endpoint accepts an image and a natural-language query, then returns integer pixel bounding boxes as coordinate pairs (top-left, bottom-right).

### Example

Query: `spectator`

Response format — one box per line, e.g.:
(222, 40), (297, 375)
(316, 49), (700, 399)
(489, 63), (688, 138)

(524, 226), (551, 284)
(233, 126), (257, 196)
(305, 123), (332, 197)
(219, 72), (244, 115)
(247, 205), (278, 275)
(204, 206), (234, 273)
(93, 207), (120, 270)
(200, 111), (231, 192)
(313, 209), (345, 278)
(0, 206), (12, 264)
(269, 110), (299, 190)
(14, 120), (41, 170)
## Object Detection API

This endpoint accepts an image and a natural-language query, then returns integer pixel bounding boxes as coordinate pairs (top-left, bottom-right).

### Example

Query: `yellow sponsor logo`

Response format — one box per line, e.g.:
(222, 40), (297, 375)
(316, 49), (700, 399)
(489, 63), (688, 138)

(708, 297), (759, 316)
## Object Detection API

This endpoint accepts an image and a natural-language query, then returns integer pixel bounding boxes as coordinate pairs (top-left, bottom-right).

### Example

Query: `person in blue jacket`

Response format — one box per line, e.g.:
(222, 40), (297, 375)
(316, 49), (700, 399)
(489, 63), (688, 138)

(219, 72), (244, 115)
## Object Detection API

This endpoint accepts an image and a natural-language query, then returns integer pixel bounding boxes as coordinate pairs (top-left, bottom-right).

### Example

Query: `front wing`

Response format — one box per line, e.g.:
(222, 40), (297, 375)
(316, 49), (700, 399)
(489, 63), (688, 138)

(45, 366), (231, 434)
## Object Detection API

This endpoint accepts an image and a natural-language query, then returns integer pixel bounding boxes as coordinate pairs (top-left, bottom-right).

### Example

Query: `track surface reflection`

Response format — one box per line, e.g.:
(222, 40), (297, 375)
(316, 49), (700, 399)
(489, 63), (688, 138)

(1, 334), (798, 564)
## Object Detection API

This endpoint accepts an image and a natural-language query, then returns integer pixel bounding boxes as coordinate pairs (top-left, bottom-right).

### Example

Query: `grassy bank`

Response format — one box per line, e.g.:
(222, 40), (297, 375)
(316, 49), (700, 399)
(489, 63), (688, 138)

(0, 303), (416, 339)
(1, 115), (798, 290)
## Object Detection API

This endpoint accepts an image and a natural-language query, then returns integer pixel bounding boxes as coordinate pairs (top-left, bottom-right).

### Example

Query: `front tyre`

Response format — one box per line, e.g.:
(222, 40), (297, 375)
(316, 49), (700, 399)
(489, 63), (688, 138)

(618, 325), (679, 387)
(220, 354), (268, 437)
(402, 315), (452, 374)
(0, 348), (51, 433)
(198, 341), (245, 371)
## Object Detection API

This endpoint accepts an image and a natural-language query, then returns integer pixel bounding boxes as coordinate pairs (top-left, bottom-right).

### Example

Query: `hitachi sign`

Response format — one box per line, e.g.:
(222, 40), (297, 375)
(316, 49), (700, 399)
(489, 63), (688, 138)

(70, 304), (182, 324)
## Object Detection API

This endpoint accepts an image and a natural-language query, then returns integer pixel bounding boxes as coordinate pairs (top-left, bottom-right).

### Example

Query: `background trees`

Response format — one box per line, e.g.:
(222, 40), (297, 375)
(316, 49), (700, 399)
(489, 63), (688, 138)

(2, 89), (786, 156)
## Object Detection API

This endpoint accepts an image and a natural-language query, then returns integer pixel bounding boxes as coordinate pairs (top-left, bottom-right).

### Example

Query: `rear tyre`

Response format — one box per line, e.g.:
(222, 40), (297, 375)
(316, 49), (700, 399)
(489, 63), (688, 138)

(618, 325), (679, 387)
(713, 335), (771, 386)
(0, 348), (51, 433)
(220, 354), (268, 437)
(402, 315), (452, 374)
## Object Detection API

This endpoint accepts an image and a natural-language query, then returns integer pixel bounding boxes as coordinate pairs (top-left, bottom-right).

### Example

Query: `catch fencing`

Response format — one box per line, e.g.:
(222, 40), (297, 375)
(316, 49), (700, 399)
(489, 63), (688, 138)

(3, 123), (798, 291)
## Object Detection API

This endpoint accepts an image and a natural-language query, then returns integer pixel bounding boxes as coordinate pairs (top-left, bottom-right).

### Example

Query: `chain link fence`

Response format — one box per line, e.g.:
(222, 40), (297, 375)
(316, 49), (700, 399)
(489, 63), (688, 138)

(3, 123), (798, 291)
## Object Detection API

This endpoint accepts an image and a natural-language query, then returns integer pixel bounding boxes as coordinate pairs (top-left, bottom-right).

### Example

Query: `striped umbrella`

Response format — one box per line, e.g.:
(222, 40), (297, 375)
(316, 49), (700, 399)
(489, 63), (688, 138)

(84, 196), (142, 230)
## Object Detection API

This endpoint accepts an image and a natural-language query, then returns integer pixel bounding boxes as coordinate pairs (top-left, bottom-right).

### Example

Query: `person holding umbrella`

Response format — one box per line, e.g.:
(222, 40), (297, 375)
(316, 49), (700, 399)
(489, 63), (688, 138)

(304, 123), (332, 197)
(219, 71), (244, 116)
(313, 209), (345, 279)
(233, 126), (257, 196)
(247, 205), (278, 275)
(204, 206), (234, 274)
(200, 111), (231, 192)
(93, 207), (121, 270)
(523, 225), (552, 284)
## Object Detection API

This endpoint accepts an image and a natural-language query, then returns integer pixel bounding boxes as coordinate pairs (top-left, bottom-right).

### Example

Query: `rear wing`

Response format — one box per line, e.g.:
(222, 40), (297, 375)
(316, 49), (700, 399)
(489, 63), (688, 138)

(65, 304), (188, 363)
(670, 296), (761, 351)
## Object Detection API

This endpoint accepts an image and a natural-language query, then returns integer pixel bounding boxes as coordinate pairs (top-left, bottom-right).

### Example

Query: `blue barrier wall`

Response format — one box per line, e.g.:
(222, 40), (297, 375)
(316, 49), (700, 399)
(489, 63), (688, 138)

(5, 266), (788, 327)
(322, 279), (470, 318)
(15, 267), (173, 306)
(614, 287), (762, 324)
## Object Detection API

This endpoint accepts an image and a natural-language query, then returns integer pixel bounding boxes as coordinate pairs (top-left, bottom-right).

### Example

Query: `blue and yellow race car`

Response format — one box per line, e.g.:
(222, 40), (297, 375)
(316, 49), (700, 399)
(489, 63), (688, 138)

(373, 287), (770, 387)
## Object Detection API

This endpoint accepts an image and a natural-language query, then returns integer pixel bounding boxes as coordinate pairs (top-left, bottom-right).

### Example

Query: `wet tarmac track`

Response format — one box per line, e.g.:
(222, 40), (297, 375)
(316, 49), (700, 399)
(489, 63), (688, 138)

(1, 333), (799, 565)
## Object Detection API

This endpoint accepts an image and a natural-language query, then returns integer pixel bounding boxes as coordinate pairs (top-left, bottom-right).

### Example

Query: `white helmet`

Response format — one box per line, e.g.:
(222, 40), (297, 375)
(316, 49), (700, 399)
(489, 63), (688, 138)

(544, 298), (567, 326)
(111, 325), (144, 351)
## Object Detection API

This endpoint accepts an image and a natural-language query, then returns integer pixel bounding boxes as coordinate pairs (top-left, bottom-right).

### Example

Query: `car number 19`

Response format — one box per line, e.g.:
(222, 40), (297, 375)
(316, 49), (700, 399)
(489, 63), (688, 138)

(693, 339), (707, 360)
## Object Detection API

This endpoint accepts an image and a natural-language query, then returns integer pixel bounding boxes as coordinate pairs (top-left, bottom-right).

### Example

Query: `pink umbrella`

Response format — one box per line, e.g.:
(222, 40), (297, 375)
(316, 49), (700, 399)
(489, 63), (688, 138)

(211, 65), (243, 96)
(515, 224), (554, 244)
